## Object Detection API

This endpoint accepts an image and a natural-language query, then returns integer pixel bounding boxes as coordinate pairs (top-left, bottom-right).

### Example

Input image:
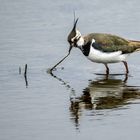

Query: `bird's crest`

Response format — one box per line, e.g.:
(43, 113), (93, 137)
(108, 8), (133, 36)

(67, 13), (79, 43)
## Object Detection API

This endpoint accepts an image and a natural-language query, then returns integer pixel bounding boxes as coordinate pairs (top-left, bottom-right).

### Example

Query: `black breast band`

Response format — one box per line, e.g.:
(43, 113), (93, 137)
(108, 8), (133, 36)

(82, 41), (91, 56)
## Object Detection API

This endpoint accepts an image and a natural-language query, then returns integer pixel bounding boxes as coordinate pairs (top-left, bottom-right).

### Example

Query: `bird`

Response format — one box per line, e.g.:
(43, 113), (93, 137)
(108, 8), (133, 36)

(67, 18), (140, 75)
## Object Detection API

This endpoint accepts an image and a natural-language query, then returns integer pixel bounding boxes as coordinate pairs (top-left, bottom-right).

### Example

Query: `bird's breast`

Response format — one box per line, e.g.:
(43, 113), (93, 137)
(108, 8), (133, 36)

(87, 46), (128, 63)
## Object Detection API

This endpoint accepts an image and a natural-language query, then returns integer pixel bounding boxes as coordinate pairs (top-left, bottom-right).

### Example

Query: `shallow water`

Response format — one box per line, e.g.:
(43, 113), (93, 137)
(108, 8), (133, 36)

(1, 0), (140, 140)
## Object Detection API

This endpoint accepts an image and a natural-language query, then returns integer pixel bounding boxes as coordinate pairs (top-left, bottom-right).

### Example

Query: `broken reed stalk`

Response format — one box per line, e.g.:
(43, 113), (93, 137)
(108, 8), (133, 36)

(24, 64), (27, 76)
(50, 53), (70, 71)
(48, 46), (72, 73)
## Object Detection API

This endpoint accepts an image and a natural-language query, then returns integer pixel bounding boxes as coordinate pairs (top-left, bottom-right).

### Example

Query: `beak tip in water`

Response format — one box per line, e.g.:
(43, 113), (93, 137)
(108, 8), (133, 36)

(48, 46), (73, 73)
(47, 68), (52, 74)
(47, 68), (56, 73)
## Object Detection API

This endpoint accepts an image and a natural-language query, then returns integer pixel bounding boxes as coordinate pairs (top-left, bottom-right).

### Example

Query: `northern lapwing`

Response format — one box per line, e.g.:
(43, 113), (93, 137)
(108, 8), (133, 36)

(67, 18), (140, 75)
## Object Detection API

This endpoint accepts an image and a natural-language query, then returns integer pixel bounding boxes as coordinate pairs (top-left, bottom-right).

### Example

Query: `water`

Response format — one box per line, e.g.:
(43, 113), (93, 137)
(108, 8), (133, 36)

(0, 0), (140, 140)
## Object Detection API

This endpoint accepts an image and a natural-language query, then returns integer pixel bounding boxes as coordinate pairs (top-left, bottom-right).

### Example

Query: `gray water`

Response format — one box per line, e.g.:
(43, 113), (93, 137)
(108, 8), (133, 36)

(0, 0), (140, 140)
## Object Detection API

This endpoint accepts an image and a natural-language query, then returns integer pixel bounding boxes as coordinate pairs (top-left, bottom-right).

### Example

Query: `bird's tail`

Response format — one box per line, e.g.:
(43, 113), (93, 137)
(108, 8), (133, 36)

(128, 40), (140, 52)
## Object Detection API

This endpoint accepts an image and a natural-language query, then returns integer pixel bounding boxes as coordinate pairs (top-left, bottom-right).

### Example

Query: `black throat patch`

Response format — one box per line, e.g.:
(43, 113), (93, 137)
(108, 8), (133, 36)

(81, 41), (91, 56)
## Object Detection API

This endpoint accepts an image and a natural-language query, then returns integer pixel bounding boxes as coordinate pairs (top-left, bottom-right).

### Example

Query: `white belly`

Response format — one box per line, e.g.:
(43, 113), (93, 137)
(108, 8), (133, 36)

(87, 47), (129, 63)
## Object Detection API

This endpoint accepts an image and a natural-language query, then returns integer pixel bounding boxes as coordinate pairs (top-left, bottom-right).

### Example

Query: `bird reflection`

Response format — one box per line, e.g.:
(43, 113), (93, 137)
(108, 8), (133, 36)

(49, 71), (140, 129)
(70, 75), (140, 127)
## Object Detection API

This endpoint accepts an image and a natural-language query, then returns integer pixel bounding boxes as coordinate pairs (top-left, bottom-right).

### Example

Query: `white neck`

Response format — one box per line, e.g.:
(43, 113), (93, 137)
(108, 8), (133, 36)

(77, 36), (84, 47)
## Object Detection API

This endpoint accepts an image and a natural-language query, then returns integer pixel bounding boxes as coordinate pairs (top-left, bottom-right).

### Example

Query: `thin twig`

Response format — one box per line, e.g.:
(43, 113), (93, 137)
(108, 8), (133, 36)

(24, 64), (27, 76)
(48, 46), (72, 73)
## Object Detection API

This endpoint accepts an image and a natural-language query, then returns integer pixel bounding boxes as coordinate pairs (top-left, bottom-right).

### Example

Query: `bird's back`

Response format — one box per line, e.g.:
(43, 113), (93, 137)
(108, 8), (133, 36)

(83, 33), (140, 53)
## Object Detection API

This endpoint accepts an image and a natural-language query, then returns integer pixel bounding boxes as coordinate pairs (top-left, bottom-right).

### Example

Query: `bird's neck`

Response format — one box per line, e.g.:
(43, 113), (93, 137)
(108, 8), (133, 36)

(77, 36), (84, 47)
(77, 36), (91, 56)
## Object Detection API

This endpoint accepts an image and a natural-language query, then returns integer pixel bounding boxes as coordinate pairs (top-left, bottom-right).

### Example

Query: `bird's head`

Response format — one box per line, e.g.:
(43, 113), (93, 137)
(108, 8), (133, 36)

(67, 18), (84, 51)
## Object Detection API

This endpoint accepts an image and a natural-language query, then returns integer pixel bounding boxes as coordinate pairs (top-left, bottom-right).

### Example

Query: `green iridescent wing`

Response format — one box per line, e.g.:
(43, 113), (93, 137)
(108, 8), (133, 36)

(84, 33), (135, 54)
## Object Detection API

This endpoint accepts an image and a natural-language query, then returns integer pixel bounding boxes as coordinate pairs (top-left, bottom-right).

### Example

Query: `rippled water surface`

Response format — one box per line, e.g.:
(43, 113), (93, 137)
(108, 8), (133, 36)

(1, 0), (140, 140)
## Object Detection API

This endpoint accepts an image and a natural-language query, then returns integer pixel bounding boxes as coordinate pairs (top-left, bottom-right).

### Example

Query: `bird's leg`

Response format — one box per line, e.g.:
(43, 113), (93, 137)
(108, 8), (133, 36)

(122, 61), (129, 74)
(104, 64), (109, 75)
(124, 74), (128, 83)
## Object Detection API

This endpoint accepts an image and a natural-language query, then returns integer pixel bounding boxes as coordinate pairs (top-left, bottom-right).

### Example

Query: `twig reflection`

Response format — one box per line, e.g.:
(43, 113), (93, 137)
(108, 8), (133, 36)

(24, 64), (28, 88)
(24, 73), (28, 88)
(49, 70), (76, 93)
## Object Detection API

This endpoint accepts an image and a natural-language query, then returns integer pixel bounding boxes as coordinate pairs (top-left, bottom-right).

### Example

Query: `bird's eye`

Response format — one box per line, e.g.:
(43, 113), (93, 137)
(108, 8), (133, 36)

(74, 36), (80, 42)
(73, 38), (77, 42)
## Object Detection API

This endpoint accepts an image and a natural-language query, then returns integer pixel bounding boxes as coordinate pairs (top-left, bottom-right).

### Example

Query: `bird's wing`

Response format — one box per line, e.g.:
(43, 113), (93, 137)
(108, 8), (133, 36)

(84, 33), (133, 54)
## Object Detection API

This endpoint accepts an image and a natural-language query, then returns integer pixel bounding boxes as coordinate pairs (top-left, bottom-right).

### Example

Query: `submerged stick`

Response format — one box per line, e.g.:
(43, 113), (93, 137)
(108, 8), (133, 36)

(19, 66), (21, 74)
(24, 64), (27, 76)
(24, 64), (28, 87)
(48, 46), (72, 73)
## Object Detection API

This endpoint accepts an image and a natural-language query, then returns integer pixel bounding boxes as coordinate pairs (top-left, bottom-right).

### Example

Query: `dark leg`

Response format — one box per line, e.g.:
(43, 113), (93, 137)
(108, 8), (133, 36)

(104, 64), (109, 75)
(124, 74), (128, 83)
(122, 61), (129, 74)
